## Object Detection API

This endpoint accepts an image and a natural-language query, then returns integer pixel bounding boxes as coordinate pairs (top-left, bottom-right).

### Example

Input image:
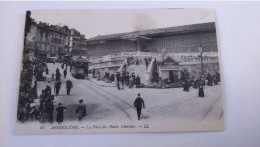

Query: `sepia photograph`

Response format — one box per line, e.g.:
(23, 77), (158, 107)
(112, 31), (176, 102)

(15, 9), (224, 134)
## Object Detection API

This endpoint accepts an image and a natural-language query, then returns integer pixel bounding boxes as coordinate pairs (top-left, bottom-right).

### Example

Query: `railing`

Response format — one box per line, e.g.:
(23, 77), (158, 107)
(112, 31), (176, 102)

(89, 59), (125, 70)
(90, 51), (161, 62)
(89, 51), (219, 70)
(179, 56), (219, 65)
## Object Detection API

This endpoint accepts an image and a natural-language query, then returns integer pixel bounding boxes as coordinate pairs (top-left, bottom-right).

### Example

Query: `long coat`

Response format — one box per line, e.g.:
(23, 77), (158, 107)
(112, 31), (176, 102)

(76, 104), (86, 118)
(199, 85), (204, 97)
(134, 97), (145, 109)
(56, 106), (66, 123)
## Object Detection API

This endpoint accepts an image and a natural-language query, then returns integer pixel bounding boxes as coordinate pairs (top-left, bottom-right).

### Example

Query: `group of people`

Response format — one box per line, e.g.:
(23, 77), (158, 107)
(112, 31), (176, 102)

(17, 60), (78, 123)
(144, 56), (153, 69)
(126, 55), (140, 66)
(182, 71), (221, 98)
(17, 59), (42, 122)
(115, 70), (141, 90)
(51, 66), (74, 96)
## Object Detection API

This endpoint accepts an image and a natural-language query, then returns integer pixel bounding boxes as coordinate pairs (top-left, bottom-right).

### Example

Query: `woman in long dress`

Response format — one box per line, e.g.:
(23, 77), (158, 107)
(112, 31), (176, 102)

(198, 82), (204, 97)
(56, 103), (66, 124)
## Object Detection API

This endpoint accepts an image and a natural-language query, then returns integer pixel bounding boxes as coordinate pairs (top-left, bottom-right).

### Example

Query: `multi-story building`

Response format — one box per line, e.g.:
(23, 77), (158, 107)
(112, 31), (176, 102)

(33, 22), (70, 59)
(69, 29), (88, 56)
(32, 22), (88, 60)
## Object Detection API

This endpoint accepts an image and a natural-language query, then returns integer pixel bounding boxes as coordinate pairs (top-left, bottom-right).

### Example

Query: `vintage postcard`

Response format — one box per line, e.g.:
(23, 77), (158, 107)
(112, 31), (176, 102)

(15, 9), (224, 134)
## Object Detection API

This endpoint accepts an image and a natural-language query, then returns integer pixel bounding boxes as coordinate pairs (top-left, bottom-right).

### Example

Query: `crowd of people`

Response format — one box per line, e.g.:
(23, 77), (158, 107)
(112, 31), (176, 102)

(181, 70), (221, 97)
(115, 70), (141, 90)
(17, 59), (38, 122)
(17, 60), (87, 124)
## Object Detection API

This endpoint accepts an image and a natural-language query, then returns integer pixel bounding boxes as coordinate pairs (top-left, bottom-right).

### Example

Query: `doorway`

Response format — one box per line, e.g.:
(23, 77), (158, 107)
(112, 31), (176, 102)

(169, 70), (174, 83)
(169, 70), (178, 83)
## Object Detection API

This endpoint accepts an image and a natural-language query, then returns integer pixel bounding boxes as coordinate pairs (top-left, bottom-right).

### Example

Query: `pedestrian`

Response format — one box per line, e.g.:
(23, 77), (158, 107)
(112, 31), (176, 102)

(51, 73), (55, 81)
(46, 67), (49, 75)
(121, 74), (125, 88)
(136, 59), (139, 65)
(63, 68), (67, 79)
(66, 79), (73, 95)
(134, 93), (145, 120)
(216, 72), (220, 82)
(56, 103), (66, 124)
(92, 68), (96, 78)
(129, 76), (133, 88)
(56, 71), (61, 81)
(198, 82), (205, 97)
(76, 99), (86, 121)
(183, 79), (190, 92)
(132, 73), (136, 86)
(56, 68), (59, 74)
(45, 81), (52, 95)
(207, 73), (213, 86)
(123, 63), (127, 71)
(136, 74), (141, 88)
(116, 72), (121, 90)
(97, 70), (101, 81)
(46, 98), (54, 123)
(61, 63), (64, 69)
(213, 75), (218, 85)
(125, 72), (129, 86)
(54, 80), (61, 96)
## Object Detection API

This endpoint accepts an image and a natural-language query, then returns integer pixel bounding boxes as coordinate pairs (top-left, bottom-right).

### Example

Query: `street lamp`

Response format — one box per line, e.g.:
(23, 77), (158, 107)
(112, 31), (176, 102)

(198, 46), (204, 74)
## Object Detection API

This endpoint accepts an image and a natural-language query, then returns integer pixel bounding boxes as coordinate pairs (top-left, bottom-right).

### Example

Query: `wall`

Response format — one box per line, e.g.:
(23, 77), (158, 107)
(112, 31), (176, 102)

(87, 40), (137, 57)
(87, 32), (217, 57)
(149, 32), (218, 53)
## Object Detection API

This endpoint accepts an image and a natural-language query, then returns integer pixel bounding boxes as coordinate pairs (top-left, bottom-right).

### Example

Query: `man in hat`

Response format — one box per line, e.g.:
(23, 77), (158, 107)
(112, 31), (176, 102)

(66, 79), (73, 95)
(76, 99), (86, 121)
(45, 81), (52, 96)
(54, 80), (62, 96)
(63, 68), (67, 79)
(134, 93), (145, 120)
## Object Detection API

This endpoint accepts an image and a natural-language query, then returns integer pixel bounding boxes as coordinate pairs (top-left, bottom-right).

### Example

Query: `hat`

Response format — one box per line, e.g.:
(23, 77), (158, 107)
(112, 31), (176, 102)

(79, 99), (83, 103)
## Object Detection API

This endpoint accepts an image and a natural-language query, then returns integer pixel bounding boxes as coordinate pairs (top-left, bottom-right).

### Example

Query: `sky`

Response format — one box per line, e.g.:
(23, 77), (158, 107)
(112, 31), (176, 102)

(31, 9), (216, 39)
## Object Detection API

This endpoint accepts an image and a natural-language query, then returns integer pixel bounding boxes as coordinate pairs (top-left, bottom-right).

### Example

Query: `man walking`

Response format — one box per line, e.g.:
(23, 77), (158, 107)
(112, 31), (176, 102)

(54, 80), (61, 96)
(66, 79), (73, 95)
(76, 99), (86, 121)
(63, 68), (67, 79)
(134, 93), (145, 120)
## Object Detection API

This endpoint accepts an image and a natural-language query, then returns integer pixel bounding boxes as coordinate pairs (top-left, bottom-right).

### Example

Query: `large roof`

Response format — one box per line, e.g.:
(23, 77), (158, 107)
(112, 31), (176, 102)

(87, 22), (215, 41)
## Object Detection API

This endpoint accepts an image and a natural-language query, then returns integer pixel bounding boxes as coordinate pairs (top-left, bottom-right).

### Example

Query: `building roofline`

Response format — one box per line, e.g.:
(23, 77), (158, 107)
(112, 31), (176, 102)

(86, 22), (216, 42)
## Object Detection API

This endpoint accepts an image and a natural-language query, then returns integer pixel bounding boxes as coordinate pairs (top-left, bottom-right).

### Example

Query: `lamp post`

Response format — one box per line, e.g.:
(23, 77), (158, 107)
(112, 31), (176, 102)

(198, 46), (204, 74)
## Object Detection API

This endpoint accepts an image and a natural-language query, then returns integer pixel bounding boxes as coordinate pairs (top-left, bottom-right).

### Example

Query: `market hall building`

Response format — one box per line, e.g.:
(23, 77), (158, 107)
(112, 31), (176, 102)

(86, 22), (218, 57)
(86, 22), (220, 84)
